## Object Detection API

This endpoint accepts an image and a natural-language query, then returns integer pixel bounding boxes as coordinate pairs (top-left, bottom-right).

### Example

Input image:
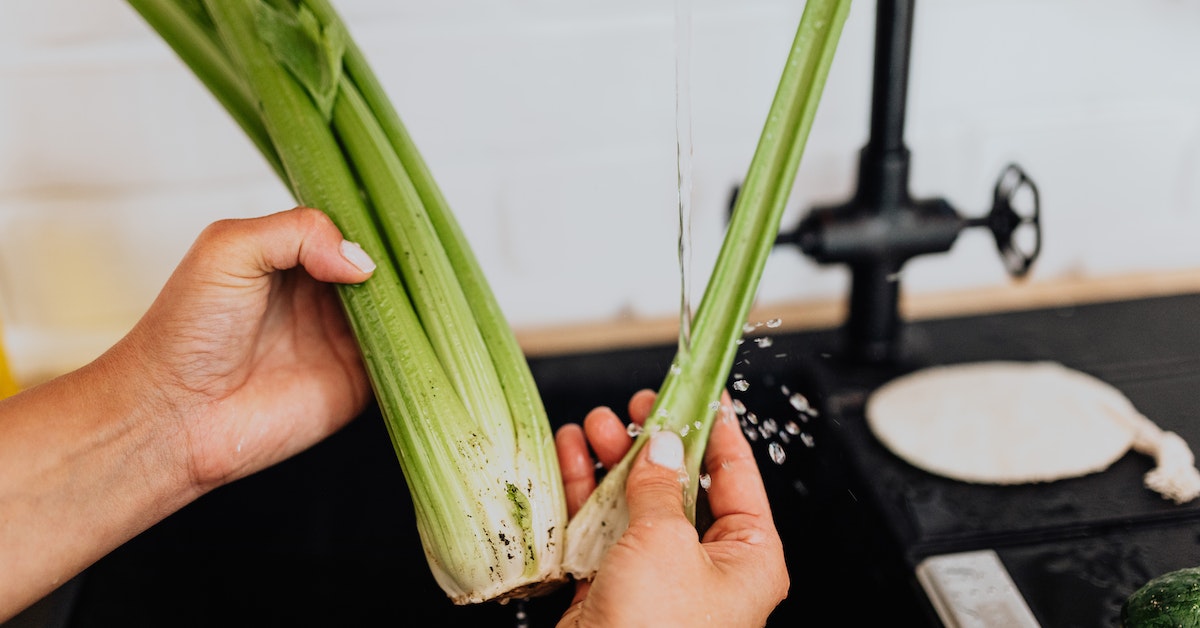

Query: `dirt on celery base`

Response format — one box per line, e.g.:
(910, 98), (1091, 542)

(456, 575), (569, 606)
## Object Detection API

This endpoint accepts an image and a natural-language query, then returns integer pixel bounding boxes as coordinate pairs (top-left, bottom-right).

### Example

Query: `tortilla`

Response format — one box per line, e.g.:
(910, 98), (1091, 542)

(865, 361), (1141, 485)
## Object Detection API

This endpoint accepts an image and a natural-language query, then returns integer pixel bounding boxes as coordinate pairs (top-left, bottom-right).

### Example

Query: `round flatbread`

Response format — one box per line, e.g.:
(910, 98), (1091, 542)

(865, 361), (1137, 484)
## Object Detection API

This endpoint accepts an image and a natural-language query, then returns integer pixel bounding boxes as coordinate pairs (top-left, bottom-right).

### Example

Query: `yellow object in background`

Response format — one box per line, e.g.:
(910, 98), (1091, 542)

(0, 319), (19, 399)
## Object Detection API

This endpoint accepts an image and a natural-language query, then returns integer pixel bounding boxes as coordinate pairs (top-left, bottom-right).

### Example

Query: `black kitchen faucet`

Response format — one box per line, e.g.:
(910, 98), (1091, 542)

(776, 0), (1042, 364)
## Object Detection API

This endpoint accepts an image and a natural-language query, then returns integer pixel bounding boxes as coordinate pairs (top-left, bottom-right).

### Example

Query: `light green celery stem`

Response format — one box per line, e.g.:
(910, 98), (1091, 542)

(640, 0), (851, 515)
(306, 0), (560, 458)
(329, 79), (515, 472)
(305, 0), (564, 525)
(200, 0), (488, 581)
(567, 1), (849, 577)
(125, 0), (285, 181)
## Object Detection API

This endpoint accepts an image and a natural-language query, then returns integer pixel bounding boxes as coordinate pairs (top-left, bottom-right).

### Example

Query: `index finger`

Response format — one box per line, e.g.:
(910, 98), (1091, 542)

(702, 400), (774, 522)
(555, 423), (596, 518)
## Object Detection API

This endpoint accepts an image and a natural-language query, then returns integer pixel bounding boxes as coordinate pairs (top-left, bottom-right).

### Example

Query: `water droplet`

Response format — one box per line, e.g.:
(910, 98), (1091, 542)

(732, 379), (749, 392)
(742, 321), (760, 334)
(766, 317), (783, 328)
(735, 337), (745, 345)
(754, 336), (774, 348)
(800, 432), (815, 447)
(781, 385), (790, 396)
(680, 424), (690, 437)
(743, 427), (759, 442)
(627, 423), (643, 437)
(769, 442), (786, 464)
(779, 432), (791, 444)
(708, 400), (721, 411)
(784, 420), (801, 435)
(732, 399), (747, 415)
(745, 412), (759, 425)
(762, 418), (778, 436)
(699, 473), (712, 490)
(789, 392), (810, 413)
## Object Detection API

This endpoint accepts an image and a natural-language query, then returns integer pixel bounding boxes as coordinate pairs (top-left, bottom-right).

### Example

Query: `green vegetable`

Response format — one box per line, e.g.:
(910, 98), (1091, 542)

(1123, 567), (1200, 627)
(563, 0), (852, 578)
(130, 0), (850, 600)
(126, 0), (567, 604)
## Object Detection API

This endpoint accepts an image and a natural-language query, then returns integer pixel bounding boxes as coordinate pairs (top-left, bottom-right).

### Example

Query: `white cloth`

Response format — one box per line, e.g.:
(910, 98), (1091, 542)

(864, 361), (1200, 504)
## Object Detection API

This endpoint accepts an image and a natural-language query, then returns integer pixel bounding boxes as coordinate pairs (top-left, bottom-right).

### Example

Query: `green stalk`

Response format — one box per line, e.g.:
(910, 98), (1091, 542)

(333, 78), (512, 442)
(302, 0), (559, 502)
(563, 0), (852, 579)
(331, 78), (563, 592)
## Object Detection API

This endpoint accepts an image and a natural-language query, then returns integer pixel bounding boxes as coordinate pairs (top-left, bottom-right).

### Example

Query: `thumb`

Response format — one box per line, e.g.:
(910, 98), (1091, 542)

(247, 207), (377, 283)
(624, 430), (690, 524)
(186, 207), (376, 287)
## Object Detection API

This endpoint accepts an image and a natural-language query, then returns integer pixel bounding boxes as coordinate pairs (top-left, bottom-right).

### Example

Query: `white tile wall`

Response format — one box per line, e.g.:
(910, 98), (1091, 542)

(1, 0), (1198, 382)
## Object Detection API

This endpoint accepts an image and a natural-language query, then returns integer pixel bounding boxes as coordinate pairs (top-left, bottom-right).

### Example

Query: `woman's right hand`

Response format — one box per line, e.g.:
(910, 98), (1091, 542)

(555, 389), (790, 627)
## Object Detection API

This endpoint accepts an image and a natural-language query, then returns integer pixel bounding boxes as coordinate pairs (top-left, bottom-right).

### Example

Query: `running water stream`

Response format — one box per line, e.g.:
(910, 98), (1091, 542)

(675, 0), (694, 354)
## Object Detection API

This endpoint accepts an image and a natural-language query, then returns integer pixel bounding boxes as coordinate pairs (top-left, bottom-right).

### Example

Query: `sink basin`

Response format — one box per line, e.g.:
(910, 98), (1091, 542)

(12, 292), (1200, 627)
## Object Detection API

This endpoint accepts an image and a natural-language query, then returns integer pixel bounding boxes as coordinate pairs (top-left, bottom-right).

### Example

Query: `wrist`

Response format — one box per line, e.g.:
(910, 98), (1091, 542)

(85, 339), (202, 505)
(0, 345), (199, 619)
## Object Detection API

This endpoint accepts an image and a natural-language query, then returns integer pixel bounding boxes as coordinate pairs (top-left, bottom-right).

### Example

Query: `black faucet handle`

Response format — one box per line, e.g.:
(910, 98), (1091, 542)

(973, 163), (1041, 278)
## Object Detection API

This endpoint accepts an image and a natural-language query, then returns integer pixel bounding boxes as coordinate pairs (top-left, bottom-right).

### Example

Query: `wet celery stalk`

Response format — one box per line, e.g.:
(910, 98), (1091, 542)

(563, 0), (852, 579)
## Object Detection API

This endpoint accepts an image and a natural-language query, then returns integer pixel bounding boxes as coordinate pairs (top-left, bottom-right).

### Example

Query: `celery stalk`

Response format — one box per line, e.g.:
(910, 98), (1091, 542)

(563, 0), (852, 579)
(128, 0), (566, 604)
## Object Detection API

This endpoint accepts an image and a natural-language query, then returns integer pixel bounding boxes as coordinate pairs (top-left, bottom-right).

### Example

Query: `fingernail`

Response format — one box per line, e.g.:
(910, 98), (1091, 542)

(341, 240), (376, 273)
(648, 430), (684, 470)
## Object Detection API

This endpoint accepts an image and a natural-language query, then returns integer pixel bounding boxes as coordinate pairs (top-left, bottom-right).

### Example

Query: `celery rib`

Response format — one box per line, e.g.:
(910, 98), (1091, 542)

(563, 0), (852, 579)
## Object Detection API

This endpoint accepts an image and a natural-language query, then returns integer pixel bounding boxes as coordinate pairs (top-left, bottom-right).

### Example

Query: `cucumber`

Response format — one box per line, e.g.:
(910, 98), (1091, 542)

(1123, 567), (1200, 627)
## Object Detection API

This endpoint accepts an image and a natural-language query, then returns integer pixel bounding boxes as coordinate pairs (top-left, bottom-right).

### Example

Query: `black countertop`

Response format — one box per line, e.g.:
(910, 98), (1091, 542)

(776, 292), (1200, 626)
(11, 292), (1200, 627)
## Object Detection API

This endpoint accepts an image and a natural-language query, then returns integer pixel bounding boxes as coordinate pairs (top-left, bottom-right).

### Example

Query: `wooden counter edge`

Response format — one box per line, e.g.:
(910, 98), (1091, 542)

(514, 269), (1200, 358)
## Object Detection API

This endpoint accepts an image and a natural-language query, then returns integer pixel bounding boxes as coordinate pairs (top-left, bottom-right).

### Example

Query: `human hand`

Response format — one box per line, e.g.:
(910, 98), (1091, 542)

(0, 207), (376, 620)
(114, 206), (375, 491)
(554, 389), (789, 627)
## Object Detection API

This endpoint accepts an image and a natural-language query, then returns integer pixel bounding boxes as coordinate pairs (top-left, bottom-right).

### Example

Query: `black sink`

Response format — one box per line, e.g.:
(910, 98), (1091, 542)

(12, 292), (1200, 627)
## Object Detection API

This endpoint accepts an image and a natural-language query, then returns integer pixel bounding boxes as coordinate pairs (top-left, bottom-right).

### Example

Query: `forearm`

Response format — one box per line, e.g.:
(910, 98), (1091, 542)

(0, 349), (196, 621)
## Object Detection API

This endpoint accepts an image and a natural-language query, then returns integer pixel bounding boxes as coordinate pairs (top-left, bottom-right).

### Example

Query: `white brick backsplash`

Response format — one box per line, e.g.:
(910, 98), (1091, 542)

(1, 0), (1199, 379)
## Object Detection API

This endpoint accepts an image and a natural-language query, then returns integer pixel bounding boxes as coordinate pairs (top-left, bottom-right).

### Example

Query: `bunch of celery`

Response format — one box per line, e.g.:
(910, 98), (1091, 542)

(127, 0), (567, 604)
(129, 0), (850, 601)
(563, 0), (851, 578)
